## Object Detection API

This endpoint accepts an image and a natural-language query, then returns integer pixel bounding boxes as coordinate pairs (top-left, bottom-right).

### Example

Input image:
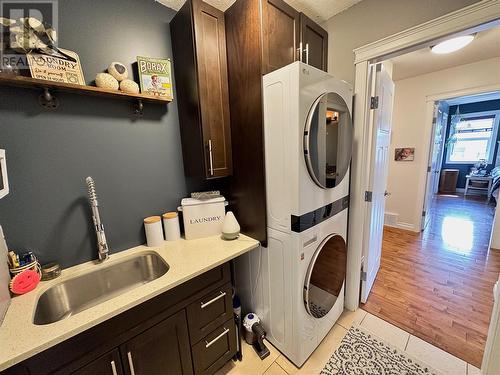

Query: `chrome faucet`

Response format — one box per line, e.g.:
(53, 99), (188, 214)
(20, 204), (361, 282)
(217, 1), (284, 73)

(85, 176), (109, 262)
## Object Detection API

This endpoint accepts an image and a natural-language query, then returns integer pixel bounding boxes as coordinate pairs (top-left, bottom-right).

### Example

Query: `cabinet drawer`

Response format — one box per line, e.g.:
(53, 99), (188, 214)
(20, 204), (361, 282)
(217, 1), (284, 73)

(187, 282), (232, 343)
(191, 320), (236, 375)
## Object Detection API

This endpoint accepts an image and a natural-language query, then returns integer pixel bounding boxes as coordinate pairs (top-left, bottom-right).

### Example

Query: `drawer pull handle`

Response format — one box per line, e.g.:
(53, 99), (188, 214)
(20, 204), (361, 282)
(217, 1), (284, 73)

(110, 360), (118, 375)
(205, 327), (230, 348)
(127, 351), (136, 375)
(200, 291), (226, 309)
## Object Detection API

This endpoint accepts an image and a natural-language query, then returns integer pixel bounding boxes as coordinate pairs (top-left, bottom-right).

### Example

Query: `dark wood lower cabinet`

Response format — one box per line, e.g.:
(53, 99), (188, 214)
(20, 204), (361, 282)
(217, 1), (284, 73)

(120, 311), (193, 375)
(2, 264), (235, 375)
(192, 321), (236, 375)
(72, 350), (123, 375)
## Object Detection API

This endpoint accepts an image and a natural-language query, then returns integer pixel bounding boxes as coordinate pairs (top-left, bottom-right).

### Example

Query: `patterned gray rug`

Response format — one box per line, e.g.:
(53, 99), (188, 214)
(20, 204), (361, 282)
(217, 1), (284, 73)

(321, 326), (442, 375)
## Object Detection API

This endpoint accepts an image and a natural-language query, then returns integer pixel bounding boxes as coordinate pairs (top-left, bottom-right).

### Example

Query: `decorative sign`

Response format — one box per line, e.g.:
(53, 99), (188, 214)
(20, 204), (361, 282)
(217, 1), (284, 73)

(137, 56), (173, 100)
(395, 147), (415, 161)
(26, 48), (85, 85)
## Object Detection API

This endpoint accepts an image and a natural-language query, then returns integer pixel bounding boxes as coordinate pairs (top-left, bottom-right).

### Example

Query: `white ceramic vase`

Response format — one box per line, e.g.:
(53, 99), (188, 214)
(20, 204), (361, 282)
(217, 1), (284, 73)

(222, 211), (240, 240)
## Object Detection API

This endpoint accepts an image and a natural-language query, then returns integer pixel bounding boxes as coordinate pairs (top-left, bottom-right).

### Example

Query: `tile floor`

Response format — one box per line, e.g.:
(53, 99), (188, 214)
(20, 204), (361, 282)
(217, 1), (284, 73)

(217, 309), (482, 375)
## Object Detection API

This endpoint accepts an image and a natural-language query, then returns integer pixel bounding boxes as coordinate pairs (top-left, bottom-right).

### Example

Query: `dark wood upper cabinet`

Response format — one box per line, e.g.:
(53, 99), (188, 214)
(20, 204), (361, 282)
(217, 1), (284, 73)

(224, 0), (329, 246)
(120, 311), (193, 375)
(171, 0), (232, 179)
(261, 0), (300, 74)
(300, 13), (328, 71)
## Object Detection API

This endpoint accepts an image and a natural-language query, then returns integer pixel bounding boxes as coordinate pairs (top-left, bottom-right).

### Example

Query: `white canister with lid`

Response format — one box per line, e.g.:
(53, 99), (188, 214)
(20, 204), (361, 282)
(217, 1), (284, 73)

(144, 216), (164, 247)
(162, 212), (181, 241)
(178, 196), (227, 240)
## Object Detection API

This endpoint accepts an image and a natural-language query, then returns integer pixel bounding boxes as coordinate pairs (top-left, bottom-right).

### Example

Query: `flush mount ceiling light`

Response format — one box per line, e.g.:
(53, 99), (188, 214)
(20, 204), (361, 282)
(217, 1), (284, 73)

(431, 35), (475, 54)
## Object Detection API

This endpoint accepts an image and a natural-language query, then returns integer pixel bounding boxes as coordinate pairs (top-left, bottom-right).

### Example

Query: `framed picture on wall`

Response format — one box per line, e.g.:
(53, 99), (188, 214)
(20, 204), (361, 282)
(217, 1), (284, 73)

(395, 147), (415, 161)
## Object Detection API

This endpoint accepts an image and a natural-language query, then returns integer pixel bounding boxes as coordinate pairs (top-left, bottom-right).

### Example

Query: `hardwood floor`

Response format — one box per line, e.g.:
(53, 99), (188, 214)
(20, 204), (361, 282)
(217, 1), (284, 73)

(361, 193), (500, 367)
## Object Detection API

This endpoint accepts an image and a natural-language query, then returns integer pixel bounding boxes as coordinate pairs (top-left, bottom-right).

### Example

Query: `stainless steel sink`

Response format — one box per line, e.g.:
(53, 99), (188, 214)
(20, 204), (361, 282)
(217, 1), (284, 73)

(33, 252), (169, 325)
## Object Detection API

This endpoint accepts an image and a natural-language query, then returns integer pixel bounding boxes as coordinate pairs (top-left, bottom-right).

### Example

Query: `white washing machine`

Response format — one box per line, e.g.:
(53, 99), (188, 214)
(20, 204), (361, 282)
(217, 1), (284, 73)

(262, 61), (353, 234)
(234, 62), (352, 367)
(263, 211), (348, 366)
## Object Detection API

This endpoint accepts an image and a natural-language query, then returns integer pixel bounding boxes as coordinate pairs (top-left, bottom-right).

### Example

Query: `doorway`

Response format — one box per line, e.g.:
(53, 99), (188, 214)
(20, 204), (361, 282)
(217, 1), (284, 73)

(358, 24), (500, 368)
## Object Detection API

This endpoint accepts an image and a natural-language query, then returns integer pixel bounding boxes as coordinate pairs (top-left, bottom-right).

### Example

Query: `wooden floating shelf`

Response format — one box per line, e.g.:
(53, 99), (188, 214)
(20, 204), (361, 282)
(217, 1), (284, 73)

(0, 74), (172, 114)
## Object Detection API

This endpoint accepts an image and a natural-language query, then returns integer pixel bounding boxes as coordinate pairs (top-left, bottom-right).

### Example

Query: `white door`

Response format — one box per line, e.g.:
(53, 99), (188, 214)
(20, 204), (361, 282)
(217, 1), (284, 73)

(360, 64), (394, 304)
(434, 104), (449, 194)
(422, 101), (449, 230)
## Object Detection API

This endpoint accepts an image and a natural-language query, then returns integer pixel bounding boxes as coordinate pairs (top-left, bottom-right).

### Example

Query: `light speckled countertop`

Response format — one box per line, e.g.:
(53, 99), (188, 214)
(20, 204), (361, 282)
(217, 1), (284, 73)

(0, 234), (259, 371)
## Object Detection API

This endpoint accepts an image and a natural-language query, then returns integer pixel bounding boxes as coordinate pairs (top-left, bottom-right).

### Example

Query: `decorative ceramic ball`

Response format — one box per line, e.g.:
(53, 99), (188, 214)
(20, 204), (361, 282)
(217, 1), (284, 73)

(120, 79), (140, 94)
(95, 73), (119, 90)
(107, 62), (128, 81)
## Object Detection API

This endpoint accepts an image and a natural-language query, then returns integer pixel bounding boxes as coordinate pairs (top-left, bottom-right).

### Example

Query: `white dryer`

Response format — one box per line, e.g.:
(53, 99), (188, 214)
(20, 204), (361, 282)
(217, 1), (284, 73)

(260, 210), (348, 366)
(263, 61), (353, 233)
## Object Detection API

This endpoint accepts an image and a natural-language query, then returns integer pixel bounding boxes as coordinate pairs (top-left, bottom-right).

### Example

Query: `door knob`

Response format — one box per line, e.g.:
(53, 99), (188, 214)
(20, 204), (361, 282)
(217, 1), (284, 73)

(384, 191), (391, 197)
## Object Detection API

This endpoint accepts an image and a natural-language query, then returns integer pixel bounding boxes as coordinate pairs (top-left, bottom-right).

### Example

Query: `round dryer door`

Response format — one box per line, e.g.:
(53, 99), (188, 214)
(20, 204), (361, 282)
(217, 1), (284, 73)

(304, 234), (347, 319)
(304, 92), (353, 189)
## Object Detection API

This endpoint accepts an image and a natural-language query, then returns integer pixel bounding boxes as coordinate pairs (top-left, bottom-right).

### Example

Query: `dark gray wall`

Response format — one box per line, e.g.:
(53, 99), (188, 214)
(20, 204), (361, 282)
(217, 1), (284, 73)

(0, 0), (187, 268)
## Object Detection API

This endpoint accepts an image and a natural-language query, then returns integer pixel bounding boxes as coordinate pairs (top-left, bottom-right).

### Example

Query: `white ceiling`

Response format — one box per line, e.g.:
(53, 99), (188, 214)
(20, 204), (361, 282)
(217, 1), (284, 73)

(391, 25), (500, 81)
(156, 0), (363, 23)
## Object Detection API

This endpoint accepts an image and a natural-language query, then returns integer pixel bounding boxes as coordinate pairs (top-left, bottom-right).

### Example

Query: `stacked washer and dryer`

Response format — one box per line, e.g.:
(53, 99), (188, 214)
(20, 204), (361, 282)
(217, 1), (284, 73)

(235, 61), (353, 367)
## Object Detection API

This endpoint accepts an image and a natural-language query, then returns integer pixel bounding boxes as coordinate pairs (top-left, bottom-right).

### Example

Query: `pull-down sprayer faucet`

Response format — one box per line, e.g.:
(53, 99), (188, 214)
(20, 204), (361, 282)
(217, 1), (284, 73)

(85, 176), (109, 262)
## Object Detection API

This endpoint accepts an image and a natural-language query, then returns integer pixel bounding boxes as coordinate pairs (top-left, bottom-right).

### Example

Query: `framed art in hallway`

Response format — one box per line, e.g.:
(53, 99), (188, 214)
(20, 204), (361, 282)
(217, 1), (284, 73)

(394, 147), (415, 161)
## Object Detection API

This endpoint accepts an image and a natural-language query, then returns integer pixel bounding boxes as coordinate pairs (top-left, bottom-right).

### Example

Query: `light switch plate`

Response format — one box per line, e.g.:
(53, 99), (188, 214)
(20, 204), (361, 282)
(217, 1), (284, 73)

(0, 150), (9, 199)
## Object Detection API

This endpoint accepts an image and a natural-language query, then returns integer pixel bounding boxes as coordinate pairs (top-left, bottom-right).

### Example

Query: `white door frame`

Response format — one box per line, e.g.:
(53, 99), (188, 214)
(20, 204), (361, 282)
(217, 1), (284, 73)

(346, 0), (500, 312)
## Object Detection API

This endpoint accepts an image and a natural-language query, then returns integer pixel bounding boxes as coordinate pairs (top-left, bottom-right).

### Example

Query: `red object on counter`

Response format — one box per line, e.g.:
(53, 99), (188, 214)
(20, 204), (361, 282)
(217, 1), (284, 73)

(9, 269), (40, 294)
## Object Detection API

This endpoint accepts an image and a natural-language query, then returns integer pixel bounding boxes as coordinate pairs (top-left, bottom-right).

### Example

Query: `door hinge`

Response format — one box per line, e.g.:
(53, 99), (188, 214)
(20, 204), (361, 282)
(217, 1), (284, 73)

(422, 210), (426, 217)
(364, 191), (373, 202)
(427, 166), (431, 172)
(370, 96), (379, 109)
(361, 271), (367, 281)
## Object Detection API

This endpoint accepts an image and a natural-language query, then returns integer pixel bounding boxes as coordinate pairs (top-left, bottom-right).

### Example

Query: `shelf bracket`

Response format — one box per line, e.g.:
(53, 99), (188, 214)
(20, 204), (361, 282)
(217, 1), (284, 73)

(134, 99), (144, 116)
(38, 88), (59, 110)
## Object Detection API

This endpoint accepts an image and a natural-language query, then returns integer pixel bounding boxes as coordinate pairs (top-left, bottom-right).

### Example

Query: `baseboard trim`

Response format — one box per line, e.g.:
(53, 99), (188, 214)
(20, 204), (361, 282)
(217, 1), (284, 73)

(384, 222), (419, 233)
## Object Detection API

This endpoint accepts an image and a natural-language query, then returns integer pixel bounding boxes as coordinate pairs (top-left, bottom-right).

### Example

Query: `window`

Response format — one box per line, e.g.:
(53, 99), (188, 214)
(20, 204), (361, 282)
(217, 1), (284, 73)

(446, 112), (500, 164)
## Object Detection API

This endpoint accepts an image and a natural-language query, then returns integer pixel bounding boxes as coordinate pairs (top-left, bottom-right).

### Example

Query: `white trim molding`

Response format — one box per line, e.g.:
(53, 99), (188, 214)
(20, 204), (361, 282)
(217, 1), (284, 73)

(426, 82), (500, 103)
(444, 110), (500, 165)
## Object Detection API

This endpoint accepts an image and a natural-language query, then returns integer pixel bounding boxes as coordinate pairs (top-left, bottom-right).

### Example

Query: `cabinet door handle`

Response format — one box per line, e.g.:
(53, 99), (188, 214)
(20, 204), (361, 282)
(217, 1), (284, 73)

(110, 360), (118, 375)
(200, 291), (226, 309)
(205, 327), (229, 348)
(305, 43), (309, 65)
(208, 139), (214, 176)
(297, 41), (303, 61)
(127, 351), (136, 375)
